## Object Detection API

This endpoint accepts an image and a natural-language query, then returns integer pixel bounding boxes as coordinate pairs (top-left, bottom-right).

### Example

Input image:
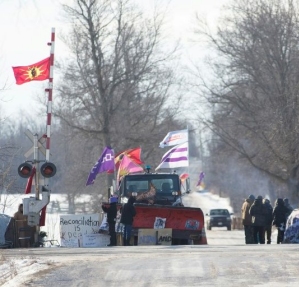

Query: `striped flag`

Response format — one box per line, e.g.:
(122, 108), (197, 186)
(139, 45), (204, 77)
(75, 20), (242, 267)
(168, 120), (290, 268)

(155, 142), (189, 170)
(159, 129), (188, 148)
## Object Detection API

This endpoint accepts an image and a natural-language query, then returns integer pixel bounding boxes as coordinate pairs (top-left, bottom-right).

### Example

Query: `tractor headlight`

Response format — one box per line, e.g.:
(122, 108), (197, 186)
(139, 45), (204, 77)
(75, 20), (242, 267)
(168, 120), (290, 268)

(172, 191), (178, 196)
(132, 192), (138, 196)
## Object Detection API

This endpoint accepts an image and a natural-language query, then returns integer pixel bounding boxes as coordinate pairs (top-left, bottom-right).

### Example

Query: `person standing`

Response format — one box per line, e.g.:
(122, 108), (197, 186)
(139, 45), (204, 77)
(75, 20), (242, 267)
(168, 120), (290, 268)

(102, 196), (118, 247)
(241, 194), (255, 244)
(263, 198), (273, 244)
(272, 198), (289, 244)
(249, 195), (266, 244)
(120, 196), (136, 246)
(14, 204), (27, 221)
(283, 198), (293, 220)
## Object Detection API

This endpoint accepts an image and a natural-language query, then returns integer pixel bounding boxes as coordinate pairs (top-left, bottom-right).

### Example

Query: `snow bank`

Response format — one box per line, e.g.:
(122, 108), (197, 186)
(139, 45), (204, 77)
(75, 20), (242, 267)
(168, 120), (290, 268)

(0, 256), (53, 287)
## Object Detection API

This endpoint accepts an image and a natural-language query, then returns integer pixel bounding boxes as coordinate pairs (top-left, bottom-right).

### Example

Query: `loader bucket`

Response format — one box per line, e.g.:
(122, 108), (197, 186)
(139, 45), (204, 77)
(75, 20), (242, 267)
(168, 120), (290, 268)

(133, 204), (207, 245)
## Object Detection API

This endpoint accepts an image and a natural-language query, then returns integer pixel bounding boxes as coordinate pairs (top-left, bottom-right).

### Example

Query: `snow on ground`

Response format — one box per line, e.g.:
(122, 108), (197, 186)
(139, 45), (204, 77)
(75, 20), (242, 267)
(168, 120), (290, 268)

(0, 191), (234, 286)
(0, 256), (53, 287)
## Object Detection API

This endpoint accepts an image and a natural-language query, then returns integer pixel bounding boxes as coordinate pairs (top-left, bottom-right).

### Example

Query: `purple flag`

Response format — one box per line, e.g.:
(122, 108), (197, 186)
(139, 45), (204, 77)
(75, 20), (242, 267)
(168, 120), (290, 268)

(196, 172), (205, 187)
(86, 147), (115, 186)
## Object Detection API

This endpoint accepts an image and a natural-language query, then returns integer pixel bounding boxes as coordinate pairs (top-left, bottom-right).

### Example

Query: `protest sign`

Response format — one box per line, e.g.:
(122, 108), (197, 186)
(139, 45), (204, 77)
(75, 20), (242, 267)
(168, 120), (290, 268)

(60, 214), (100, 247)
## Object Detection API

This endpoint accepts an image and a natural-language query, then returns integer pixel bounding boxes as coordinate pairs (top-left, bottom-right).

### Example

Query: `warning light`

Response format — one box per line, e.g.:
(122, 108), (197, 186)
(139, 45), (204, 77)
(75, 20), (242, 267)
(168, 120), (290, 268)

(17, 163), (33, 178)
(40, 162), (56, 178)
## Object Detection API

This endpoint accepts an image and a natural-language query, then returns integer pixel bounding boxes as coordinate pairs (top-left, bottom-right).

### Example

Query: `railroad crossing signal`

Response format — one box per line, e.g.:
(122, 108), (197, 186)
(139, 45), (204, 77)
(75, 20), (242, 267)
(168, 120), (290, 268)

(17, 163), (33, 178)
(40, 162), (56, 178)
(24, 129), (47, 158)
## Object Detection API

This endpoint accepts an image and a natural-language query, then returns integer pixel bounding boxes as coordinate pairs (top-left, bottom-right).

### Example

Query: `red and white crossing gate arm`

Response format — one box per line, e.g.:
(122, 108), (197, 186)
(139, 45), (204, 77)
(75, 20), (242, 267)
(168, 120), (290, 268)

(45, 28), (55, 161)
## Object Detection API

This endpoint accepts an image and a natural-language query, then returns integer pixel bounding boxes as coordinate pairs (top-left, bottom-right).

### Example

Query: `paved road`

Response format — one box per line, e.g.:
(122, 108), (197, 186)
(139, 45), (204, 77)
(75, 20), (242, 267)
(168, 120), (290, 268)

(3, 191), (295, 286)
(3, 229), (298, 287)
(3, 242), (299, 287)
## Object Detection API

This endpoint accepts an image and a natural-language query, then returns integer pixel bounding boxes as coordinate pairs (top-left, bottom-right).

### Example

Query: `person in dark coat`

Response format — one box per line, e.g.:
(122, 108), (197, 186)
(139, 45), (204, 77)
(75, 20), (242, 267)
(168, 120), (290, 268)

(283, 198), (293, 220)
(272, 198), (289, 244)
(241, 194), (255, 244)
(263, 198), (273, 244)
(120, 196), (136, 246)
(102, 196), (118, 246)
(249, 195), (266, 244)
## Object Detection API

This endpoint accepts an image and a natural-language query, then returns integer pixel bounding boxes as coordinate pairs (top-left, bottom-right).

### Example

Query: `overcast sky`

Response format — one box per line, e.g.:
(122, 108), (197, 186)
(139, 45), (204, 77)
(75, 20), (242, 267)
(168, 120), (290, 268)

(0, 0), (228, 119)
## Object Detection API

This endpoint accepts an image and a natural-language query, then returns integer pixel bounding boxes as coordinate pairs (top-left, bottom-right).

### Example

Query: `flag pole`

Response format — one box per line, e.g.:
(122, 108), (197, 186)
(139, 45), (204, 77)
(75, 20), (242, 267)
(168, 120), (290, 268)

(38, 27), (55, 232)
(45, 27), (55, 165)
(187, 125), (189, 174)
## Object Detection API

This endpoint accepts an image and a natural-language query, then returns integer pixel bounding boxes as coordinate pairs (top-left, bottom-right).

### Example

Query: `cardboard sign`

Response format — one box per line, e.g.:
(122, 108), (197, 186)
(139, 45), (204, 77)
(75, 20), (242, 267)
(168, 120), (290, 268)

(60, 214), (100, 247)
(157, 228), (172, 245)
(82, 233), (110, 247)
(138, 228), (172, 246)
(60, 238), (79, 248)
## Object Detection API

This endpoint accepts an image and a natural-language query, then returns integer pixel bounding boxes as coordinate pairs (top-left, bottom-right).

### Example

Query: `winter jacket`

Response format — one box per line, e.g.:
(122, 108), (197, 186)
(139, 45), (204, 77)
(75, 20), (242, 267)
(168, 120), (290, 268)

(102, 202), (117, 224)
(285, 203), (293, 220)
(14, 204), (27, 221)
(120, 197), (136, 225)
(241, 199), (254, 225)
(249, 198), (266, 226)
(272, 199), (288, 229)
(263, 201), (273, 226)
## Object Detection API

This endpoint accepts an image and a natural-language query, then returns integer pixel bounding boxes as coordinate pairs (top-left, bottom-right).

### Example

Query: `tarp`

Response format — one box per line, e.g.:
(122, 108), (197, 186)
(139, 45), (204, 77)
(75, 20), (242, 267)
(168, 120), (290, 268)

(0, 214), (14, 247)
(284, 209), (299, 244)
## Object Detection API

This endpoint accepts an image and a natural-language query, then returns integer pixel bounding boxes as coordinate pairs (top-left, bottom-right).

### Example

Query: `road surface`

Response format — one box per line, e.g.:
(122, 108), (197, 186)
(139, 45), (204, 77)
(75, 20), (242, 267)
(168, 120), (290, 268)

(2, 192), (297, 286)
(2, 239), (299, 287)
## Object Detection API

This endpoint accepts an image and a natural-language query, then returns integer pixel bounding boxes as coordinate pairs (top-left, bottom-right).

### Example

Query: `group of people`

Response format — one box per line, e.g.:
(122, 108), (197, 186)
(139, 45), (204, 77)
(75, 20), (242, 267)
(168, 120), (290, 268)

(101, 195), (136, 247)
(241, 195), (293, 244)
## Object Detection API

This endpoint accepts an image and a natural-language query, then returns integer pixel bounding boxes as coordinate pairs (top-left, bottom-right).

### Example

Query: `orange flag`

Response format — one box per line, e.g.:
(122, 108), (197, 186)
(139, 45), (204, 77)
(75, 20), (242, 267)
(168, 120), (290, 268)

(12, 57), (50, 85)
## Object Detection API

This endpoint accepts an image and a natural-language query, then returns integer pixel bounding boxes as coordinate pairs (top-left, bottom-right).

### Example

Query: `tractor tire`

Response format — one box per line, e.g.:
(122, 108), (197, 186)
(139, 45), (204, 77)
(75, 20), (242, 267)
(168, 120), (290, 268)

(227, 225), (231, 231)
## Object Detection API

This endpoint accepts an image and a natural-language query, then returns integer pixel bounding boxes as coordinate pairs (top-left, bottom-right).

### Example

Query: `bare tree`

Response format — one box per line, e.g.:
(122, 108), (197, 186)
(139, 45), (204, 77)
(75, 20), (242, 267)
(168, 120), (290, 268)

(52, 0), (184, 203)
(194, 0), (299, 199)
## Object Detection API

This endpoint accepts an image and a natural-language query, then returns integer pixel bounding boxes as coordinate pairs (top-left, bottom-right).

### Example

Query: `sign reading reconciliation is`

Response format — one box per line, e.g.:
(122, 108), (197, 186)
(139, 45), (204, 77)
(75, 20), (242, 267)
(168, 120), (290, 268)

(60, 214), (100, 247)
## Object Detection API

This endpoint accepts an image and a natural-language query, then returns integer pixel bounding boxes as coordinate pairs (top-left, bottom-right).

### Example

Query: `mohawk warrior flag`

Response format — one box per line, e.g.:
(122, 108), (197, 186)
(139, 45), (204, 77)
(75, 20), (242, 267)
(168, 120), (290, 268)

(12, 57), (50, 85)
(159, 129), (188, 148)
(136, 183), (156, 204)
(155, 142), (189, 170)
(86, 147), (115, 186)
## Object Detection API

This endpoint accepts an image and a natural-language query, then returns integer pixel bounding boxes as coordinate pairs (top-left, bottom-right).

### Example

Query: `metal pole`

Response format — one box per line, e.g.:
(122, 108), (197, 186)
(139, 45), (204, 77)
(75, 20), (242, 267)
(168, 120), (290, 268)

(33, 133), (40, 244)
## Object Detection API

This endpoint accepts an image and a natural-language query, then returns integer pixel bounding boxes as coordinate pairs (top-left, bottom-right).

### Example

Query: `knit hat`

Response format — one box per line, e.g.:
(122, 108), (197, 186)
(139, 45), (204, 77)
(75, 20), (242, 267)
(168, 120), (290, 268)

(257, 195), (263, 200)
(248, 194), (255, 200)
(109, 196), (118, 204)
(283, 198), (289, 204)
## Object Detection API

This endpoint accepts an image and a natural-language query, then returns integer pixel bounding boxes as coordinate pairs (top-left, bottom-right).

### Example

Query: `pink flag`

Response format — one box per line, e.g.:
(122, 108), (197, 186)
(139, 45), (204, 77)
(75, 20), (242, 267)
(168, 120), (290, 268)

(117, 155), (144, 184)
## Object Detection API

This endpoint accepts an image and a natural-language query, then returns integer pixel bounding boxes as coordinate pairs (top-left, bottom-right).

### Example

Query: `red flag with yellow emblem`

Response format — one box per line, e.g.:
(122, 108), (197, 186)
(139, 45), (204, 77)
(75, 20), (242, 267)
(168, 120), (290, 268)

(12, 57), (50, 85)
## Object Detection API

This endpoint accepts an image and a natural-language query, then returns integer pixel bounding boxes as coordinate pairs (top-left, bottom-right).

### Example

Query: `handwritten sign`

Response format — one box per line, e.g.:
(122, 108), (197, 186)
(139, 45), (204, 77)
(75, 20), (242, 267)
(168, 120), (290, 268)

(61, 238), (79, 248)
(82, 233), (110, 247)
(138, 228), (172, 246)
(60, 214), (100, 247)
